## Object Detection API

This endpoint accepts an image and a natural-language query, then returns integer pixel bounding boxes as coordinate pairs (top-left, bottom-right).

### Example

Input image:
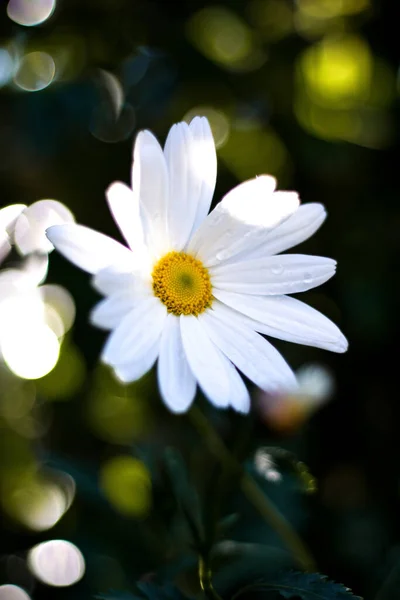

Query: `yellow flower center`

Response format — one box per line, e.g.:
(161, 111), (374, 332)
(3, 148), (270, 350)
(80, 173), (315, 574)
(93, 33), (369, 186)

(152, 251), (213, 316)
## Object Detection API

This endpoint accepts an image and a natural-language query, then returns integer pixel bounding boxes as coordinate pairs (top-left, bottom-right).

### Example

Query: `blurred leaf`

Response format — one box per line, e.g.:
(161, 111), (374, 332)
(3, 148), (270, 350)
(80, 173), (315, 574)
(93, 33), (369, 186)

(232, 571), (362, 599)
(213, 542), (295, 595)
(164, 447), (204, 546)
(216, 513), (240, 536)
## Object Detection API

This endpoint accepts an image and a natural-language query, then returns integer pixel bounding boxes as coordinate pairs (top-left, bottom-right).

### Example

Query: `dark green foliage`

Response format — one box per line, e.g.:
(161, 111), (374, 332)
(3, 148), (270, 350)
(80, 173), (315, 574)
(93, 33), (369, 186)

(232, 572), (362, 600)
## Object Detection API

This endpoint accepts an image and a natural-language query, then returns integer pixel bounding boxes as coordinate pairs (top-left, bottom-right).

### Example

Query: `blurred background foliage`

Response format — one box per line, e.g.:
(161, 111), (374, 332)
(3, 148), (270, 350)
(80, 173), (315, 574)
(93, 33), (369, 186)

(0, 0), (399, 599)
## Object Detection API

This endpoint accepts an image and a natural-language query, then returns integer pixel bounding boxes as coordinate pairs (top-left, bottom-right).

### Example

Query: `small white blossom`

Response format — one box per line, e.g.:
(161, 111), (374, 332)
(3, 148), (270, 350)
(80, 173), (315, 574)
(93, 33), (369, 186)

(0, 255), (75, 379)
(0, 203), (26, 263)
(47, 116), (347, 413)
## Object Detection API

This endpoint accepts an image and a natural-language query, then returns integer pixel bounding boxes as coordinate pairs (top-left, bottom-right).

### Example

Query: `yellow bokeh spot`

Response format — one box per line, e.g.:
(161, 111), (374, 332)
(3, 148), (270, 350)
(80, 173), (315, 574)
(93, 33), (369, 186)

(152, 251), (212, 316)
(100, 456), (151, 518)
(36, 342), (85, 400)
(248, 0), (293, 42)
(13, 51), (55, 92)
(294, 34), (395, 147)
(186, 6), (265, 72)
(87, 390), (147, 444)
(298, 0), (369, 20)
(298, 35), (372, 109)
(219, 125), (289, 181)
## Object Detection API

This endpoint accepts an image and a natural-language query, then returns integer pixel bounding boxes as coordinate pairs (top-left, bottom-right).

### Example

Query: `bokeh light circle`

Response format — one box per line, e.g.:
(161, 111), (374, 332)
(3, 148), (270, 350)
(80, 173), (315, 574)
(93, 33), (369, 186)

(0, 585), (31, 600)
(28, 540), (85, 587)
(13, 52), (55, 92)
(1, 324), (60, 380)
(14, 200), (75, 255)
(7, 0), (56, 27)
(0, 48), (15, 87)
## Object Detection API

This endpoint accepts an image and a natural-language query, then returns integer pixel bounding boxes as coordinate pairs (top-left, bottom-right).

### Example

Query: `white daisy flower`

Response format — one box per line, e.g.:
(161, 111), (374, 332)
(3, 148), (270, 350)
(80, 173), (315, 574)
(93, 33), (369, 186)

(46, 116), (347, 414)
(0, 255), (75, 379)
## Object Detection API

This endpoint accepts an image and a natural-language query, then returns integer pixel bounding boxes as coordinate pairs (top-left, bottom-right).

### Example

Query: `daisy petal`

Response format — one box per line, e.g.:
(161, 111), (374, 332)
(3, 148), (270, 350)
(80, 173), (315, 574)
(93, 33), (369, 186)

(113, 339), (160, 383)
(131, 130), (169, 257)
(157, 314), (196, 413)
(90, 292), (135, 330)
(188, 116), (217, 234)
(164, 123), (198, 250)
(201, 302), (297, 393)
(224, 361), (251, 413)
(106, 181), (145, 254)
(236, 203), (327, 262)
(188, 177), (299, 267)
(164, 119), (216, 250)
(0, 204), (27, 262)
(0, 204), (27, 234)
(101, 297), (167, 381)
(180, 315), (231, 408)
(92, 267), (137, 295)
(46, 224), (133, 274)
(211, 254), (336, 295)
(214, 289), (348, 353)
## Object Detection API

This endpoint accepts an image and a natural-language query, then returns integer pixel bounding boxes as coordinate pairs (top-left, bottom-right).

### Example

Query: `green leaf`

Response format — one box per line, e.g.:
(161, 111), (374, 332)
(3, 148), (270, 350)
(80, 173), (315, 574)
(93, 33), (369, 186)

(163, 447), (204, 546)
(232, 571), (362, 600)
(213, 543), (295, 597)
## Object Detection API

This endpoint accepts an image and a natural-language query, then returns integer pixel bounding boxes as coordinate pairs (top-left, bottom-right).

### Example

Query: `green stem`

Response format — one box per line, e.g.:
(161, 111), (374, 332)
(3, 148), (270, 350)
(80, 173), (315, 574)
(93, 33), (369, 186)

(198, 555), (223, 600)
(189, 405), (316, 572)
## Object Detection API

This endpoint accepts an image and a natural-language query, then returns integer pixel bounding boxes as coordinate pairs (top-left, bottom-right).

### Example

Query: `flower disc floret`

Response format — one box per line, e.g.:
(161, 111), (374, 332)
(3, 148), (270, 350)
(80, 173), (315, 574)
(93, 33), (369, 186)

(152, 251), (212, 316)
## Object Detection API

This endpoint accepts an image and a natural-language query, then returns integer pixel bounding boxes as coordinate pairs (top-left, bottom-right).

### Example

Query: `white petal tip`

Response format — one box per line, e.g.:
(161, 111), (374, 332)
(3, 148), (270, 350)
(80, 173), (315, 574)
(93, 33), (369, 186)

(334, 335), (349, 353)
(45, 224), (62, 243)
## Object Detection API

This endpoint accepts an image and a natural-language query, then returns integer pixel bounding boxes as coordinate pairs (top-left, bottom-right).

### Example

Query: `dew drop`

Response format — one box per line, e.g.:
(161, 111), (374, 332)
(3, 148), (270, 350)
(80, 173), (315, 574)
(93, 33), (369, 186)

(271, 264), (284, 276)
(303, 272), (313, 284)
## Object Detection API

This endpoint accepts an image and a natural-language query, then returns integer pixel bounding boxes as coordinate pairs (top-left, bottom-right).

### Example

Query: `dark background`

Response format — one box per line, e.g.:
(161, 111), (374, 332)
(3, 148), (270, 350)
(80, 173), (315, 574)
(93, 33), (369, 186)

(0, 1), (399, 599)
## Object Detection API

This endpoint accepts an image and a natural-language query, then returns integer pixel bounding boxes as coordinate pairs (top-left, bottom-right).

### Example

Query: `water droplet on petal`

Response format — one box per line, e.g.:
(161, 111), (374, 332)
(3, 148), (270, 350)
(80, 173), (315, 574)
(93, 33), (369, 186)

(303, 272), (313, 284)
(271, 264), (284, 275)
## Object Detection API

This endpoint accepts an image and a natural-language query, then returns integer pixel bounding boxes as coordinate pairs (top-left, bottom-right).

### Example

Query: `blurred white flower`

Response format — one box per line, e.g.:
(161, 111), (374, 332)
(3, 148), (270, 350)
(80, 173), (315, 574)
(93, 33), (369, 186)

(258, 363), (335, 431)
(0, 203), (26, 263)
(47, 116), (347, 414)
(13, 199), (75, 255)
(0, 255), (75, 379)
(254, 448), (282, 482)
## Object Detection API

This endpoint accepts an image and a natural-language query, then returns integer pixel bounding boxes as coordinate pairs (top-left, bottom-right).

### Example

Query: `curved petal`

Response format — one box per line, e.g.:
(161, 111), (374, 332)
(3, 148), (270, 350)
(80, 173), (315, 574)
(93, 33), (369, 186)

(131, 130), (169, 257)
(234, 203), (327, 263)
(90, 292), (135, 330)
(157, 314), (196, 413)
(188, 116), (217, 235)
(106, 181), (145, 254)
(180, 315), (231, 408)
(0, 204), (27, 234)
(223, 360), (251, 414)
(113, 339), (160, 383)
(164, 123), (196, 250)
(211, 254), (336, 295)
(0, 204), (27, 262)
(201, 302), (297, 393)
(102, 296), (166, 370)
(14, 200), (75, 256)
(188, 178), (299, 267)
(214, 289), (348, 353)
(46, 224), (133, 274)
